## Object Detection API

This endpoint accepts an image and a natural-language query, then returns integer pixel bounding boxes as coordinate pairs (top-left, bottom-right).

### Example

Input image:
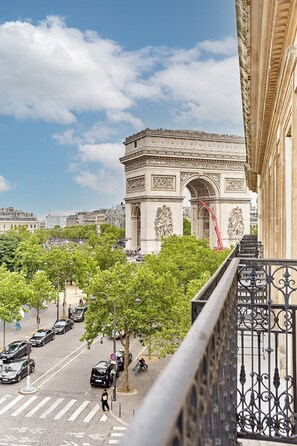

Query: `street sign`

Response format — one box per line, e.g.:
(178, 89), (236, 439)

(110, 353), (117, 361)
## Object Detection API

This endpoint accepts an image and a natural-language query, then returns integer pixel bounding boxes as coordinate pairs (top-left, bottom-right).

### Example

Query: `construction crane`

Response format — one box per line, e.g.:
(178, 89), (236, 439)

(198, 200), (224, 250)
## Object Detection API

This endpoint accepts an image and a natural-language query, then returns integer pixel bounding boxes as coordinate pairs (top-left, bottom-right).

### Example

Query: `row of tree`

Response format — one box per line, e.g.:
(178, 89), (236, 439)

(0, 225), (230, 391)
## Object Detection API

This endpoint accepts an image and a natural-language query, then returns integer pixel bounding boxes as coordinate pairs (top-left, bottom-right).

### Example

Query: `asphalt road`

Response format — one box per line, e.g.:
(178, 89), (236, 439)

(0, 290), (140, 446)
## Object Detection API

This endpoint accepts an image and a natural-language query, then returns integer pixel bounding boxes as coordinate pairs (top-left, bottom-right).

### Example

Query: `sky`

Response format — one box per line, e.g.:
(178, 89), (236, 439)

(0, 0), (244, 220)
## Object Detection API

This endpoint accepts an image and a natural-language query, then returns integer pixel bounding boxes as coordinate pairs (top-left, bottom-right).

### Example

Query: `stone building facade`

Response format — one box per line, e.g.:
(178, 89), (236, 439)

(236, 0), (297, 259)
(120, 129), (251, 253)
(0, 207), (38, 234)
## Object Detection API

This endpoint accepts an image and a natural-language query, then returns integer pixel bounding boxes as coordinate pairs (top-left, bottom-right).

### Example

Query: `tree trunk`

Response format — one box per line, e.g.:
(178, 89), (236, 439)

(123, 332), (130, 391)
(36, 308), (40, 330)
(2, 320), (5, 349)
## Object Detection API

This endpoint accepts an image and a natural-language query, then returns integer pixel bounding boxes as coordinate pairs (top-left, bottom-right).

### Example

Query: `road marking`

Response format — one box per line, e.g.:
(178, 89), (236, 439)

(39, 398), (64, 418)
(25, 396), (51, 417)
(0, 395), (11, 406)
(99, 413), (108, 422)
(83, 403), (100, 423)
(111, 433), (123, 437)
(32, 335), (102, 388)
(0, 395), (24, 415)
(11, 396), (38, 416)
(54, 399), (77, 420)
(68, 400), (90, 421)
(113, 427), (127, 430)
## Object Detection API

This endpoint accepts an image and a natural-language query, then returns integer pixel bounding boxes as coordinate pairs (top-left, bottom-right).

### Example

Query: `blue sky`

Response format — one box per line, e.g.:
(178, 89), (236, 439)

(0, 0), (243, 220)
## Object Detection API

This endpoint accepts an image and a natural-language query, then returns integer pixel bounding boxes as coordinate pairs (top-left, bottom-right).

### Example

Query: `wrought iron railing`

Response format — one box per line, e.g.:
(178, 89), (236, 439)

(237, 258), (297, 443)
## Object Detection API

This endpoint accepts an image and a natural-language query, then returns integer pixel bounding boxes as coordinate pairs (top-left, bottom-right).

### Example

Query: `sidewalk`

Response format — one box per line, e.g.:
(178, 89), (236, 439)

(0, 285), (170, 427)
(110, 354), (171, 425)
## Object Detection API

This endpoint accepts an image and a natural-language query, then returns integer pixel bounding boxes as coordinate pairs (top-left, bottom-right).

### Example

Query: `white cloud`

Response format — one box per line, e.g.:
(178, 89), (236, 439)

(107, 111), (143, 129)
(0, 16), (241, 130)
(149, 56), (242, 124)
(198, 37), (238, 55)
(0, 176), (11, 193)
(78, 143), (124, 170)
(0, 16), (146, 123)
(74, 168), (123, 194)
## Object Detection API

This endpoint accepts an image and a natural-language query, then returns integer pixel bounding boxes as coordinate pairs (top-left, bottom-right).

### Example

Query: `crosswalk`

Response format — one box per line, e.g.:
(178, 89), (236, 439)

(0, 393), (104, 424)
(108, 426), (127, 444)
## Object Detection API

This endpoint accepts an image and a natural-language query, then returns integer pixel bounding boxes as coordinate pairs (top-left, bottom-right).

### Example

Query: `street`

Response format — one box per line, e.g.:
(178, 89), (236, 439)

(0, 288), (140, 446)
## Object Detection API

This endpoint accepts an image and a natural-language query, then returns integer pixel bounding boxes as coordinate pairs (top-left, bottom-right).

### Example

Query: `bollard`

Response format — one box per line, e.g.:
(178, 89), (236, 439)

(119, 401), (121, 419)
(110, 395), (113, 411)
(132, 408), (135, 418)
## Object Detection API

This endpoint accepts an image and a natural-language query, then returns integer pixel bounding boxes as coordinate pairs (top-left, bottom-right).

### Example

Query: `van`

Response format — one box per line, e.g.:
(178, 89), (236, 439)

(71, 305), (88, 322)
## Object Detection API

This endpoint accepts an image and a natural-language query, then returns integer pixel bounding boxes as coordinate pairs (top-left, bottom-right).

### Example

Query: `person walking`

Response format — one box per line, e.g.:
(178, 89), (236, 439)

(68, 304), (73, 319)
(101, 390), (109, 412)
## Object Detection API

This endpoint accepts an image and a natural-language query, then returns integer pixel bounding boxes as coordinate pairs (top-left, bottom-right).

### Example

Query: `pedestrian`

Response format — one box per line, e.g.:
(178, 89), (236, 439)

(68, 304), (73, 319)
(101, 389), (109, 412)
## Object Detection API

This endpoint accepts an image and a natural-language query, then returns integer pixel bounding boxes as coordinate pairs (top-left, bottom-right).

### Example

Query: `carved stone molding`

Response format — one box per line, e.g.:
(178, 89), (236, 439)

(227, 207), (244, 237)
(154, 205), (173, 238)
(127, 176), (145, 192)
(205, 173), (220, 188)
(225, 178), (246, 192)
(151, 175), (176, 191)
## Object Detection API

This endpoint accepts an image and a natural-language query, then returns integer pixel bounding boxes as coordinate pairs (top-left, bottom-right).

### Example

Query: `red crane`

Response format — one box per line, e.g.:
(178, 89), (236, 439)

(198, 200), (224, 250)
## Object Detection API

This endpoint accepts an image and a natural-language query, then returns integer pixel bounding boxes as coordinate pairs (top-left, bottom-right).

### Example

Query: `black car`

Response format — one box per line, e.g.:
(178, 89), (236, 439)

(116, 350), (132, 371)
(0, 341), (28, 363)
(90, 360), (119, 387)
(52, 319), (74, 334)
(0, 358), (35, 384)
(71, 305), (88, 322)
(29, 329), (55, 346)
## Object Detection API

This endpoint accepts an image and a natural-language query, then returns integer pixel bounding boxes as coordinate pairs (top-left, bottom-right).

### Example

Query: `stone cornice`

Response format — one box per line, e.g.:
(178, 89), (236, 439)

(236, 0), (295, 191)
(120, 150), (245, 165)
(124, 128), (244, 144)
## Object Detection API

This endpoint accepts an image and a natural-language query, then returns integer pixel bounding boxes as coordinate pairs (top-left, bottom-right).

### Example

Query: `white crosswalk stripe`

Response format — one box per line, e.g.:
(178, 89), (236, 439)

(0, 394), (107, 424)
(0, 395), (24, 415)
(40, 397), (64, 418)
(25, 396), (51, 417)
(83, 403), (100, 423)
(108, 426), (127, 444)
(54, 399), (77, 420)
(11, 396), (38, 416)
(68, 400), (90, 421)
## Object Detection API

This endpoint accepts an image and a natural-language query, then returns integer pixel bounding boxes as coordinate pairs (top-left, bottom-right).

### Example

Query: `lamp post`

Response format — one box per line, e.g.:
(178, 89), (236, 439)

(111, 303), (117, 401)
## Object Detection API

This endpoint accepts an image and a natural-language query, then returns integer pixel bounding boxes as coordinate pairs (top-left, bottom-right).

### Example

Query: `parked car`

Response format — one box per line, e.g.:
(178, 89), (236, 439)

(71, 305), (88, 322)
(116, 350), (132, 371)
(0, 341), (28, 363)
(52, 319), (74, 334)
(29, 329), (55, 346)
(90, 360), (119, 387)
(0, 358), (35, 384)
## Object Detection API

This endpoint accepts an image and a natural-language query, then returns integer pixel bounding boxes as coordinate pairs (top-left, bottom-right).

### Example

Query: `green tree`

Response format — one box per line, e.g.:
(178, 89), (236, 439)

(42, 246), (76, 320)
(0, 231), (24, 271)
(28, 271), (55, 330)
(82, 261), (182, 391)
(14, 236), (45, 279)
(0, 267), (30, 348)
(183, 218), (191, 235)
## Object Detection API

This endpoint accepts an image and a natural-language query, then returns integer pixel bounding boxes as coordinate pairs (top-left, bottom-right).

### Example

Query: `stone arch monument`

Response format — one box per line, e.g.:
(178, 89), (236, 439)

(120, 129), (250, 254)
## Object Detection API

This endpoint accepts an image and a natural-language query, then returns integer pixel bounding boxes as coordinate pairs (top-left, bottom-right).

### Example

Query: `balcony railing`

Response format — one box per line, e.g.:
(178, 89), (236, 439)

(120, 236), (297, 445)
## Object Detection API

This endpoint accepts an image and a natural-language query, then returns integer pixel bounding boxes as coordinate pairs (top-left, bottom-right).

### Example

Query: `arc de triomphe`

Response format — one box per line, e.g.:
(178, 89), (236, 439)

(120, 129), (250, 254)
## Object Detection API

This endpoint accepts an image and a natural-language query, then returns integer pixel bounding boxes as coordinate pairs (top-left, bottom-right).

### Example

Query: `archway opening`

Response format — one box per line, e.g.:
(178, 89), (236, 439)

(183, 177), (217, 246)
